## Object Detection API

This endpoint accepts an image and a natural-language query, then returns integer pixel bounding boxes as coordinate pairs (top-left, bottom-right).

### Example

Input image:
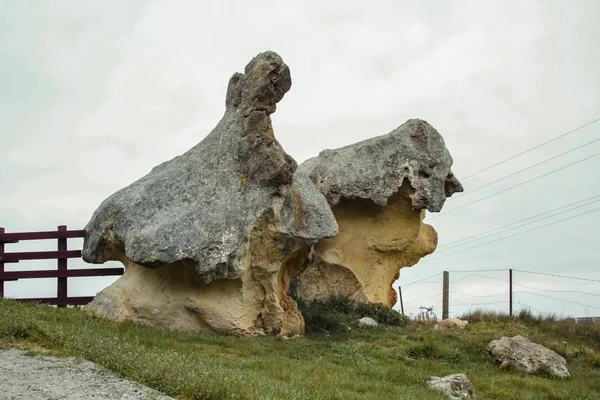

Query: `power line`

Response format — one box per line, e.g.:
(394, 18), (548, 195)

(460, 117), (600, 181)
(404, 299), (443, 311)
(428, 150), (600, 221)
(424, 205), (600, 261)
(447, 268), (509, 273)
(435, 197), (600, 254)
(443, 268), (600, 284)
(451, 136), (600, 200)
(401, 272), (442, 288)
(451, 274), (508, 284)
(453, 288), (600, 298)
(436, 195), (600, 251)
(519, 291), (600, 310)
(452, 300), (509, 309)
(403, 293), (441, 305)
(512, 282), (600, 297)
(451, 291), (509, 298)
(514, 269), (600, 283)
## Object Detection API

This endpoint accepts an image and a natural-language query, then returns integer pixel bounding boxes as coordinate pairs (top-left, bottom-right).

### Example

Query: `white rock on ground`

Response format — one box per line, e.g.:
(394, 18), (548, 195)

(426, 373), (475, 400)
(357, 317), (378, 327)
(487, 335), (569, 378)
(0, 348), (174, 400)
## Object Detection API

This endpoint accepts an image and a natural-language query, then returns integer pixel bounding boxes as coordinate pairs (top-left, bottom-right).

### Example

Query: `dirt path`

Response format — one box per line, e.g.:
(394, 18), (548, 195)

(0, 348), (175, 400)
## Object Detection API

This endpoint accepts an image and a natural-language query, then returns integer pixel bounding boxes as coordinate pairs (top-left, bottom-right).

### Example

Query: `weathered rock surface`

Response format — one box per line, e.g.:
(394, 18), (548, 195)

(290, 119), (462, 306)
(434, 318), (469, 331)
(426, 373), (475, 400)
(298, 119), (463, 211)
(82, 51), (338, 336)
(357, 317), (378, 327)
(487, 335), (569, 378)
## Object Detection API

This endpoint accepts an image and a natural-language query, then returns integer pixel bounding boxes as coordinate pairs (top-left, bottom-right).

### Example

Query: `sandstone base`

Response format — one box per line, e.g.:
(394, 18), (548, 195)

(84, 216), (308, 337)
(291, 184), (437, 307)
(85, 257), (304, 336)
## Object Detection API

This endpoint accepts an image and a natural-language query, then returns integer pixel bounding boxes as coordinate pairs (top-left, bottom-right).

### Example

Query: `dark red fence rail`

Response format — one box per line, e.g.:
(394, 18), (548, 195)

(0, 226), (123, 306)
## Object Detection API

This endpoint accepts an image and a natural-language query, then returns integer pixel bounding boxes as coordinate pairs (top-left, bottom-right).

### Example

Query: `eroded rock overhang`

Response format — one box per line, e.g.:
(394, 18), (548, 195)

(81, 51), (338, 335)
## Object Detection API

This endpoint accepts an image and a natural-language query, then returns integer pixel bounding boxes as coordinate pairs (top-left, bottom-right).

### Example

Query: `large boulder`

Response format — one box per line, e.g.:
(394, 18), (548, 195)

(487, 335), (570, 378)
(289, 119), (462, 306)
(82, 51), (338, 336)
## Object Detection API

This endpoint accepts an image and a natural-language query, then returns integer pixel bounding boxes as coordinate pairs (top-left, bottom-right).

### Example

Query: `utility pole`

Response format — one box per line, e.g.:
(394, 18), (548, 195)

(509, 269), (513, 318)
(442, 271), (449, 320)
(398, 286), (405, 315)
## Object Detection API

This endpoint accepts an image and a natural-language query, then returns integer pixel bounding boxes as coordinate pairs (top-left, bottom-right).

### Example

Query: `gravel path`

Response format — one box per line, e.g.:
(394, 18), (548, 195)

(0, 349), (175, 400)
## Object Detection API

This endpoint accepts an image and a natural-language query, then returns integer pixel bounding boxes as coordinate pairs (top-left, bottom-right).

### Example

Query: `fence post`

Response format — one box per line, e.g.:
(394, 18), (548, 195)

(442, 271), (449, 319)
(509, 269), (513, 317)
(0, 227), (4, 298)
(398, 286), (404, 315)
(57, 225), (68, 307)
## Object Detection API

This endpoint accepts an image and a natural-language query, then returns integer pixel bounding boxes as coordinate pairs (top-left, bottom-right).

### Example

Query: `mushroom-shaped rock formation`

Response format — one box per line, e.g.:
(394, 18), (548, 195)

(82, 51), (338, 336)
(289, 119), (463, 306)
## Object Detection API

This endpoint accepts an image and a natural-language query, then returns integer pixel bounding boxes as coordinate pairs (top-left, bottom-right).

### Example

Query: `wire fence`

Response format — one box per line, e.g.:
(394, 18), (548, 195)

(400, 119), (600, 321)
(398, 268), (600, 322)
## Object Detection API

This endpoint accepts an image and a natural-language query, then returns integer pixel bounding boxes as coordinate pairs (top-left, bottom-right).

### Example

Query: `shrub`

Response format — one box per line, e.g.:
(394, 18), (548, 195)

(297, 295), (409, 333)
(355, 302), (408, 326)
(459, 309), (557, 325)
(587, 353), (600, 368)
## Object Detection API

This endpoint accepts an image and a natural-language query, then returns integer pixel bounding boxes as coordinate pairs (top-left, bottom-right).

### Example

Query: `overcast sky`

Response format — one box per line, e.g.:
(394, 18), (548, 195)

(2, 1), (599, 318)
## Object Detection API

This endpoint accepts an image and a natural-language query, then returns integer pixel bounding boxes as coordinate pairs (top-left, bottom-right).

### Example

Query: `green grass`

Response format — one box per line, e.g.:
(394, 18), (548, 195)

(1, 298), (599, 399)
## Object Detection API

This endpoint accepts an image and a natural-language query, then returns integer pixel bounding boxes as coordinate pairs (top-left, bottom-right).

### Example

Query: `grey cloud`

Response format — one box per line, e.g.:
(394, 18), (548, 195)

(1, 0), (599, 317)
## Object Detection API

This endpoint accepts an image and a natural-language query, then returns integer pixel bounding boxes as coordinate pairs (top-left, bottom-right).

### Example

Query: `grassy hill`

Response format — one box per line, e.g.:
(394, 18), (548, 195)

(1, 298), (599, 399)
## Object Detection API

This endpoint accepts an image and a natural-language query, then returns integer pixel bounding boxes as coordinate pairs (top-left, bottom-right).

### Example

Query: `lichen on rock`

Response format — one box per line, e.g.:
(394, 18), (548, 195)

(290, 119), (463, 307)
(426, 373), (475, 400)
(82, 51), (463, 335)
(300, 118), (463, 212)
(487, 335), (570, 378)
(82, 51), (338, 336)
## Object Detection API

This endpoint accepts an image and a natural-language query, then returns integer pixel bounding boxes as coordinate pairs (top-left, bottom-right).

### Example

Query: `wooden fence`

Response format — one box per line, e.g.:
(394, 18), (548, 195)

(0, 225), (123, 306)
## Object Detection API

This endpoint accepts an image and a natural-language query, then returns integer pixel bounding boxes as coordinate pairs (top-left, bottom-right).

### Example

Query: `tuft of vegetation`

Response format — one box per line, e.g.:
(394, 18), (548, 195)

(461, 309), (558, 325)
(461, 309), (600, 345)
(1, 300), (600, 399)
(297, 295), (409, 333)
(404, 337), (461, 362)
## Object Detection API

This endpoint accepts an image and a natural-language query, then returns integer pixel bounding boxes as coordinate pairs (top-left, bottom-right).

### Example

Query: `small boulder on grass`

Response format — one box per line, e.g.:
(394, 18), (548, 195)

(487, 335), (569, 378)
(426, 373), (475, 399)
(434, 318), (469, 331)
(357, 317), (378, 327)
